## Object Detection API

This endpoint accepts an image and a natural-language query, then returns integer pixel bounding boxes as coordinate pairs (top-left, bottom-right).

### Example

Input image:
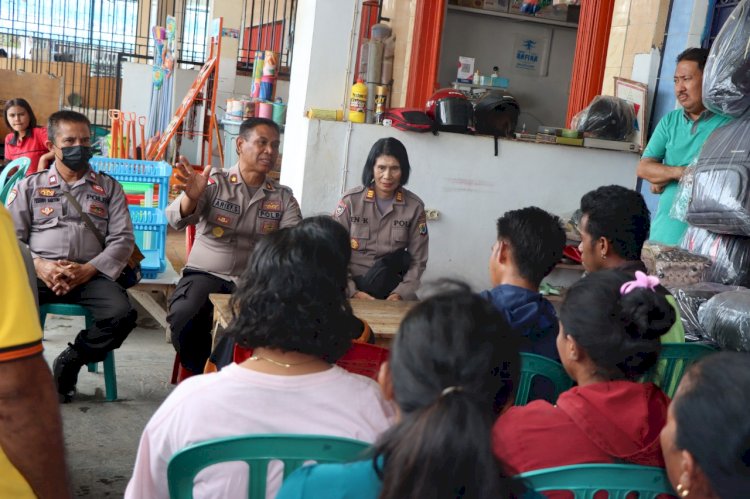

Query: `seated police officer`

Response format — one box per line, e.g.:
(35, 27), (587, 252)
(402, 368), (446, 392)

(7, 110), (137, 403)
(166, 117), (302, 380)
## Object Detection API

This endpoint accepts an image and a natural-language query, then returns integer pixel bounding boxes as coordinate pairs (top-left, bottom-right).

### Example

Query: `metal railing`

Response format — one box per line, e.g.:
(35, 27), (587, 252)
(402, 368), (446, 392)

(0, 0), (210, 128)
(236, 0), (298, 76)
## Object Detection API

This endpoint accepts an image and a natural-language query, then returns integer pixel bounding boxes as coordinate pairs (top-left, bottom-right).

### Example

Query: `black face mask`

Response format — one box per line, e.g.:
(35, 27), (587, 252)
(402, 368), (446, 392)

(59, 145), (92, 172)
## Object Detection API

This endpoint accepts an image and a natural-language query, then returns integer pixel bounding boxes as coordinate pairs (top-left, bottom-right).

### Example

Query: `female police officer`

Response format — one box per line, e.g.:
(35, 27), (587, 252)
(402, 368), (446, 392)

(333, 137), (428, 301)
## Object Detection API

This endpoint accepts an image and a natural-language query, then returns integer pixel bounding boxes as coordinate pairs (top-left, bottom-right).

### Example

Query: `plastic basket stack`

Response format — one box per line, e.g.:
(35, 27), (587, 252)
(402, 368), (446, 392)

(90, 157), (171, 279)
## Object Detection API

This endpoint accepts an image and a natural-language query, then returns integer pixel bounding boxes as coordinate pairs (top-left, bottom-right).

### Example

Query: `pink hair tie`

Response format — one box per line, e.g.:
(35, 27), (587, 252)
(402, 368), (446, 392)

(620, 271), (660, 295)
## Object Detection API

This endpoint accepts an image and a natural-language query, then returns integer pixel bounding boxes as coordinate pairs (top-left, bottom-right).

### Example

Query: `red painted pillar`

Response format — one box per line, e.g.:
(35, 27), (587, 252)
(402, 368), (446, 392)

(565, 0), (616, 126)
(405, 0), (446, 108)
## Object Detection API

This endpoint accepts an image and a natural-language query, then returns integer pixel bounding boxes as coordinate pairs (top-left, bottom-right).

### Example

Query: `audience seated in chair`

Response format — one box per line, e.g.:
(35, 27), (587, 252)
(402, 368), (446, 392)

(577, 185), (684, 343)
(481, 207), (566, 363)
(125, 216), (394, 499)
(661, 352), (750, 498)
(277, 282), (525, 499)
(493, 270), (675, 483)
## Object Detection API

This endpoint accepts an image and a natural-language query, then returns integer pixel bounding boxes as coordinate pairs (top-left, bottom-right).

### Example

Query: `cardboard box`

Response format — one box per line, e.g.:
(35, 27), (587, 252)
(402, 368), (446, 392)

(457, 56), (475, 83)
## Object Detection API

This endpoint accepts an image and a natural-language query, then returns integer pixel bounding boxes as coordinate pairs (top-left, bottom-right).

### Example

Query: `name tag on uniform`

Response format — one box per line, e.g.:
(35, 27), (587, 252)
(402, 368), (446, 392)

(258, 210), (281, 220)
(212, 199), (241, 214)
(86, 193), (107, 203)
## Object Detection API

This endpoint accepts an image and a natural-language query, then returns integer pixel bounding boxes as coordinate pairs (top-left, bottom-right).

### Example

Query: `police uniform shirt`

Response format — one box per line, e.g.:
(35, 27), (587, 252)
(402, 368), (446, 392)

(7, 163), (135, 280)
(166, 163), (302, 282)
(333, 185), (429, 300)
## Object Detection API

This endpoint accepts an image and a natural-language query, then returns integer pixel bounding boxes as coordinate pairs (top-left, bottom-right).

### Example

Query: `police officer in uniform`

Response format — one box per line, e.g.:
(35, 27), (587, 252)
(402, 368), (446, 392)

(167, 117), (302, 378)
(333, 137), (428, 301)
(7, 110), (137, 402)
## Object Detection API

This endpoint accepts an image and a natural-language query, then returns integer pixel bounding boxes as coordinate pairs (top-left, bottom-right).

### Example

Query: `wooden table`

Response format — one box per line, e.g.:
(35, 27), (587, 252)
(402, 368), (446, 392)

(208, 293), (416, 346)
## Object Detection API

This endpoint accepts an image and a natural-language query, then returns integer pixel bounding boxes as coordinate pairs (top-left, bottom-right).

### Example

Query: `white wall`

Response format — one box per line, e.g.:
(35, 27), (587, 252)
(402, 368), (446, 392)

(295, 120), (640, 290)
(439, 9), (577, 129)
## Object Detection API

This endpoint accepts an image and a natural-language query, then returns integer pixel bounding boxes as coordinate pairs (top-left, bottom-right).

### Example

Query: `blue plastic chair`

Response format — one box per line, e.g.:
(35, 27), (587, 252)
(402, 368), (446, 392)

(643, 342), (717, 398)
(167, 434), (370, 499)
(0, 157), (31, 204)
(516, 353), (574, 406)
(517, 463), (675, 498)
(39, 303), (118, 401)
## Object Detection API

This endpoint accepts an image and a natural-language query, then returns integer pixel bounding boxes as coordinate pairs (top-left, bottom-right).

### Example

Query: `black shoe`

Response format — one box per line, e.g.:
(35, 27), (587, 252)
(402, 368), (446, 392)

(53, 345), (83, 403)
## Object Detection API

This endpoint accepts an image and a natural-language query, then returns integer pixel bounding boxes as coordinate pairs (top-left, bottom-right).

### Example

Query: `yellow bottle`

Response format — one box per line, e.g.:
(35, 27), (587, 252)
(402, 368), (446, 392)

(348, 79), (367, 123)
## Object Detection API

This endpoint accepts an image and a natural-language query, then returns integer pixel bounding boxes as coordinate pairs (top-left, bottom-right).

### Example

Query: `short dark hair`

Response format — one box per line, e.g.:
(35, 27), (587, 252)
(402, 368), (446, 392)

(560, 270), (675, 381)
(361, 137), (411, 186)
(677, 47), (709, 72)
(580, 185), (650, 261)
(4, 98), (38, 145)
(496, 206), (566, 286)
(227, 216), (355, 362)
(374, 281), (522, 498)
(673, 352), (750, 498)
(239, 117), (280, 139)
(47, 110), (91, 142)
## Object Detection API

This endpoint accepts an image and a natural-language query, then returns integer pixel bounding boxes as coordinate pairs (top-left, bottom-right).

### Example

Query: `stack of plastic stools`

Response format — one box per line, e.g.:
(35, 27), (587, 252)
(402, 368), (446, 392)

(39, 303), (118, 401)
(90, 157), (171, 278)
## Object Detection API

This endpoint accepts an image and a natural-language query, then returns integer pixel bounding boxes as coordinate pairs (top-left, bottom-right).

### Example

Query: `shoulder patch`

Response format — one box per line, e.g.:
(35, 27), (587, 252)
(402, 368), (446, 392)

(334, 200), (347, 217)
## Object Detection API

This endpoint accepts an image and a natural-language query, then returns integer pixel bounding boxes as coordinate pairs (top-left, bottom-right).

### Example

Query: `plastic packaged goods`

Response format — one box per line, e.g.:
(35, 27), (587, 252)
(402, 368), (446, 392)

(702, 0), (750, 118)
(669, 282), (746, 342)
(571, 96), (636, 141)
(670, 161), (697, 222)
(641, 242), (712, 288)
(698, 290), (750, 352)
(680, 226), (750, 286)
(686, 116), (750, 235)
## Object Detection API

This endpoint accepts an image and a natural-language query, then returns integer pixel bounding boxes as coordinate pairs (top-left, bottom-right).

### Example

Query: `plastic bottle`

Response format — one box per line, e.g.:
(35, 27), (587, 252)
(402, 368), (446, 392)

(348, 79), (367, 123)
(474, 69), (481, 84)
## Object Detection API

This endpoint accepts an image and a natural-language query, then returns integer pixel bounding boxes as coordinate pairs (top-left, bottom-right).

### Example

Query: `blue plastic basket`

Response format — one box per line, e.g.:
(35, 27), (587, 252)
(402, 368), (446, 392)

(91, 157), (172, 209)
(129, 206), (167, 277)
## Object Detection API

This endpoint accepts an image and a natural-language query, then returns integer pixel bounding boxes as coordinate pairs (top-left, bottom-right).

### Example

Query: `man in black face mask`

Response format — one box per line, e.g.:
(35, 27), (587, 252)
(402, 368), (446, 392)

(7, 110), (137, 403)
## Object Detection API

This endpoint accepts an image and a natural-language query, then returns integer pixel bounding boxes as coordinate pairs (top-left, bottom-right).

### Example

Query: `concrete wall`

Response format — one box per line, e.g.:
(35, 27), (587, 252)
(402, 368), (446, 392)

(292, 120), (640, 290)
(438, 8), (577, 128)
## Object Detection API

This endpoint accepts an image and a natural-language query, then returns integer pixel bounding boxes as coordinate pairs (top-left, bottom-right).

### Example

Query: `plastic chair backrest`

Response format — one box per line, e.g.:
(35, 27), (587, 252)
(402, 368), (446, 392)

(516, 353), (573, 406)
(167, 433), (370, 499)
(336, 342), (389, 380)
(0, 158), (30, 205)
(232, 342), (390, 381)
(0, 157), (31, 190)
(516, 463), (675, 499)
(642, 342), (716, 398)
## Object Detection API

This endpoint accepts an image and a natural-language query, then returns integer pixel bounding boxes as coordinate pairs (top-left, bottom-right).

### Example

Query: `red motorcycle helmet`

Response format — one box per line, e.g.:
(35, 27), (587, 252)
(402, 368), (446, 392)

(425, 88), (473, 133)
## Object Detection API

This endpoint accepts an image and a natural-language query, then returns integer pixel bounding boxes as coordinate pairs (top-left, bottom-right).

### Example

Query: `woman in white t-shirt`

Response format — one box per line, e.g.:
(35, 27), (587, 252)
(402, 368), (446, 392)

(125, 216), (395, 499)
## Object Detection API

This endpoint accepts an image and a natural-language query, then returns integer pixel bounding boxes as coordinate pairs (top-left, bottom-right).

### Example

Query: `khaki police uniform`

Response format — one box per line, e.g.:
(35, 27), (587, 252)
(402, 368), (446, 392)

(7, 164), (137, 362)
(166, 163), (302, 372)
(333, 185), (429, 300)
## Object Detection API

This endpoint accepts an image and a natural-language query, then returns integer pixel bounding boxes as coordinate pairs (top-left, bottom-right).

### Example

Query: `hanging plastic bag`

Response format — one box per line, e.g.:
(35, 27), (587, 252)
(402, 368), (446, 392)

(703, 0), (750, 117)
(669, 282), (746, 342)
(670, 159), (697, 222)
(571, 96), (636, 141)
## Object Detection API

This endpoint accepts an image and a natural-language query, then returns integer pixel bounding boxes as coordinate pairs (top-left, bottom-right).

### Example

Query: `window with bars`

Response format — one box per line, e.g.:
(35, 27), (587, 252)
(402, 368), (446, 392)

(237, 0), (298, 76)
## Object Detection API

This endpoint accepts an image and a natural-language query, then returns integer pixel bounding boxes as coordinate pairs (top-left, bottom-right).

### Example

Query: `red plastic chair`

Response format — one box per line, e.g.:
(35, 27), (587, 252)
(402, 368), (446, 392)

(233, 342), (389, 380)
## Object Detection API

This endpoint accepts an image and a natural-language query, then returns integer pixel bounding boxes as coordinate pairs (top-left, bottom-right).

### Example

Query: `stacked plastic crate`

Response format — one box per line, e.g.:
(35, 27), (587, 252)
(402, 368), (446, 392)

(90, 157), (171, 278)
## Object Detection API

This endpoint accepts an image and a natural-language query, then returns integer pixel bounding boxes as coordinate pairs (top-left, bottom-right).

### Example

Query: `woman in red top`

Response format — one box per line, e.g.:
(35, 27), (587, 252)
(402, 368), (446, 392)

(493, 270), (676, 478)
(3, 98), (53, 175)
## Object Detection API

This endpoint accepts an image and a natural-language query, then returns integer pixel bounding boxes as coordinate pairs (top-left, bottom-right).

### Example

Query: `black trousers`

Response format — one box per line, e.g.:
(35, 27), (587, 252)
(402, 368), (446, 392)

(167, 269), (236, 373)
(354, 249), (412, 299)
(38, 276), (137, 364)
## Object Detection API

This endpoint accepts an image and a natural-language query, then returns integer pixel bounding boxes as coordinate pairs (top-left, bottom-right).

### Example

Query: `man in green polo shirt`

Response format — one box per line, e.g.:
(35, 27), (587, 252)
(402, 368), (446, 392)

(637, 48), (732, 245)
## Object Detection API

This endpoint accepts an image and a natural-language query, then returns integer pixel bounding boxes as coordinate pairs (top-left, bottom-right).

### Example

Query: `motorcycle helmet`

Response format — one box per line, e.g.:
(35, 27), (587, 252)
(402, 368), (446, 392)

(425, 88), (473, 133)
(474, 91), (520, 138)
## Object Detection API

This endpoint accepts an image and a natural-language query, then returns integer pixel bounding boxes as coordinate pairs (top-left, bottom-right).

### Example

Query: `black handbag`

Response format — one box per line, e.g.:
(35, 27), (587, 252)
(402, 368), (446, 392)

(62, 192), (144, 288)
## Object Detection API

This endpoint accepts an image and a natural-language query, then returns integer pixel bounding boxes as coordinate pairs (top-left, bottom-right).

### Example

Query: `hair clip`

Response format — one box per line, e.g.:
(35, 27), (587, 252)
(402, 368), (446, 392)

(441, 386), (463, 397)
(620, 271), (660, 295)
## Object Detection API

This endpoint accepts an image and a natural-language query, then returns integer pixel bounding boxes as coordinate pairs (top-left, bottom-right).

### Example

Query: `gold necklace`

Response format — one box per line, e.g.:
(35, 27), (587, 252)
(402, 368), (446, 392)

(248, 353), (319, 369)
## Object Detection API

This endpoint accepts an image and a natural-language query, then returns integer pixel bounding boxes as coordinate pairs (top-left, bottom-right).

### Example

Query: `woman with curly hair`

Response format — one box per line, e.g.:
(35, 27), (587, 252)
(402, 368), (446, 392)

(125, 216), (394, 499)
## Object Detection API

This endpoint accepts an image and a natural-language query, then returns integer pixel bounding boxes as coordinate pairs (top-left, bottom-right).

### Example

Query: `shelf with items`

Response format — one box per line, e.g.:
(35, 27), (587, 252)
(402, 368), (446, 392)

(447, 4), (579, 29)
(129, 206), (167, 279)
